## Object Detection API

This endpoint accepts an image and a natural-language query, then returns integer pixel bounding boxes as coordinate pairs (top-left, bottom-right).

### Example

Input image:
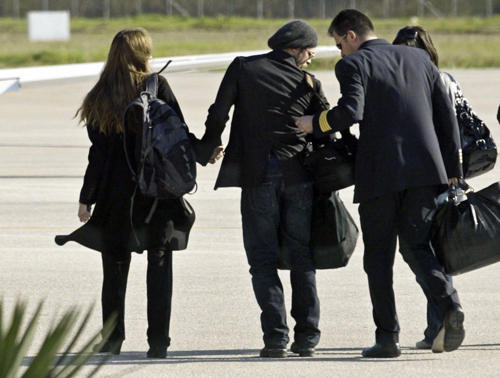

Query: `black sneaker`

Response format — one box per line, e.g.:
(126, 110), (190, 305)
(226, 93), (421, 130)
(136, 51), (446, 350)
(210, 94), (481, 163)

(259, 347), (287, 358)
(443, 305), (465, 352)
(290, 342), (315, 357)
(415, 339), (432, 350)
(362, 343), (401, 358)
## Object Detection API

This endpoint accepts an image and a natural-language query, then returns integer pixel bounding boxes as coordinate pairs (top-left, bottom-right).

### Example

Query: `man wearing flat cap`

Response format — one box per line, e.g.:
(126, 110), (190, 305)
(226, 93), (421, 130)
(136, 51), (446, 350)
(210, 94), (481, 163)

(197, 20), (327, 358)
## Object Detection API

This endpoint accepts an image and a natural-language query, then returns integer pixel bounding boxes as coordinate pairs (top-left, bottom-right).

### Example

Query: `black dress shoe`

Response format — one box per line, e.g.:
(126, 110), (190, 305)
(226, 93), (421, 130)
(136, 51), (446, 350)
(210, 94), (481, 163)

(92, 339), (123, 355)
(362, 343), (401, 358)
(443, 305), (465, 352)
(147, 345), (168, 358)
(290, 342), (315, 357)
(259, 347), (287, 358)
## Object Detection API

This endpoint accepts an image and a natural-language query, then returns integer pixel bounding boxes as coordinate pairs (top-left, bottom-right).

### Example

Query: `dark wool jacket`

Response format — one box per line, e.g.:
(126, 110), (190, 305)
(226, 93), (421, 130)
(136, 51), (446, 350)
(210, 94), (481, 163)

(198, 49), (329, 189)
(55, 76), (195, 256)
(312, 39), (462, 203)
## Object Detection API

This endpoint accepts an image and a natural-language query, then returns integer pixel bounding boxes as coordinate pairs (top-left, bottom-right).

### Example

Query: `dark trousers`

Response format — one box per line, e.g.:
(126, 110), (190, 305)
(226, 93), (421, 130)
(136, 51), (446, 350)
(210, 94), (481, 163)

(358, 185), (461, 344)
(241, 172), (320, 349)
(101, 247), (173, 348)
(416, 273), (453, 343)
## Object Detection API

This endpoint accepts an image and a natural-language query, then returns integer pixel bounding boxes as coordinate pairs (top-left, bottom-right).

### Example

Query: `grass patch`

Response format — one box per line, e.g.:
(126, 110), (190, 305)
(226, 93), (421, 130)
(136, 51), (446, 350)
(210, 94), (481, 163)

(1, 15), (500, 69)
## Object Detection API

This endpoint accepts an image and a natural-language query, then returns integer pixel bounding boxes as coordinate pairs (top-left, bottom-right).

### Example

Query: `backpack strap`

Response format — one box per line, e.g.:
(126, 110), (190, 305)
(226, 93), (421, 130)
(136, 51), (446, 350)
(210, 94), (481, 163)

(122, 96), (148, 178)
(145, 60), (173, 98)
(145, 73), (159, 98)
(158, 60), (172, 74)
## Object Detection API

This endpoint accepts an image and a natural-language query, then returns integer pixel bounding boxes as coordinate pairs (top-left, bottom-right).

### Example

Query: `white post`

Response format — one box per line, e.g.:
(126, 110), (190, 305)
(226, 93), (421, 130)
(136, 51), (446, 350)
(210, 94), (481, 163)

(13, 0), (20, 18)
(166, 0), (172, 16)
(42, 0), (49, 10)
(103, 0), (110, 21)
(486, 0), (493, 17)
(319, 0), (325, 19)
(71, 0), (78, 17)
(136, 0), (142, 15)
(288, 0), (294, 19)
(418, 0), (424, 18)
(451, 0), (457, 17)
(257, 0), (263, 19)
(197, 0), (204, 17)
(229, 0), (234, 16)
(349, 0), (356, 9)
(383, 0), (390, 18)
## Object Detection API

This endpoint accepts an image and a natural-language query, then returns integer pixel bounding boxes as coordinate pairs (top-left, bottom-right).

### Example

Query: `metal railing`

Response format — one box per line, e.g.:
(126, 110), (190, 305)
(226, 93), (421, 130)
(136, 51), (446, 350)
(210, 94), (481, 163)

(1, 0), (499, 19)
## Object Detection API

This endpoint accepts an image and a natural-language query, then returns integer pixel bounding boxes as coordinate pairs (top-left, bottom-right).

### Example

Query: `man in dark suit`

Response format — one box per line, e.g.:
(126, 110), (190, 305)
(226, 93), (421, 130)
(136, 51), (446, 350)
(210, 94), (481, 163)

(197, 20), (328, 358)
(296, 9), (465, 358)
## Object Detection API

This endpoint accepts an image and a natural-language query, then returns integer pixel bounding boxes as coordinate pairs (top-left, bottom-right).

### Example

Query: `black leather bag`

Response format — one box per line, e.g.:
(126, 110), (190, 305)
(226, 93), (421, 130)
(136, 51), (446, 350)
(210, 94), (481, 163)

(303, 134), (357, 193)
(431, 181), (500, 276)
(310, 191), (359, 269)
(277, 191), (358, 270)
(450, 76), (497, 178)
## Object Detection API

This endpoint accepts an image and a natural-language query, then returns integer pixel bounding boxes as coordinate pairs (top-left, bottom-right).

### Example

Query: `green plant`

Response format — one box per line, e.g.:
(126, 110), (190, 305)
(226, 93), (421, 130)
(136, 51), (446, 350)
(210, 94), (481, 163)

(0, 300), (115, 378)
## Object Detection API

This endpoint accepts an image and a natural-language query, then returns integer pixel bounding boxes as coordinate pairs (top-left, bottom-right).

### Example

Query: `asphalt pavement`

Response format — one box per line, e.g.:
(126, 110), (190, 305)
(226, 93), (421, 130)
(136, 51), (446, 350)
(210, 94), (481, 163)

(1, 69), (500, 377)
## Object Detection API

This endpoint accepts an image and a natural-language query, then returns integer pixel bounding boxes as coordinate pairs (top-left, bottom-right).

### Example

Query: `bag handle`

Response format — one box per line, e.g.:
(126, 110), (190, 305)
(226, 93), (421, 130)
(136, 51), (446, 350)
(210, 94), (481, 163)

(448, 178), (474, 204)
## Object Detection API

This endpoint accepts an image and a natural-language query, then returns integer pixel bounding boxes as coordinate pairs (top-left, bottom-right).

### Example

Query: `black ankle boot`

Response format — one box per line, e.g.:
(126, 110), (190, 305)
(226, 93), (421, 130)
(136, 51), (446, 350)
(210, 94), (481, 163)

(147, 345), (167, 358)
(92, 339), (123, 355)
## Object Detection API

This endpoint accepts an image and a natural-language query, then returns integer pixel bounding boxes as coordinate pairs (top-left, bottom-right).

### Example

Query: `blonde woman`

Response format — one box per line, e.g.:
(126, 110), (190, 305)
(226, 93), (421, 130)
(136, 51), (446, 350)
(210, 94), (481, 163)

(57, 28), (197, 358)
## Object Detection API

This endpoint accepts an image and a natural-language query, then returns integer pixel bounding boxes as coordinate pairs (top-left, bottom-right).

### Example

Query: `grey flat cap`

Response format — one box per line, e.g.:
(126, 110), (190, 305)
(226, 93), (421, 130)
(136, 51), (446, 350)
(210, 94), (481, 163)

(268, 20), (318, 50)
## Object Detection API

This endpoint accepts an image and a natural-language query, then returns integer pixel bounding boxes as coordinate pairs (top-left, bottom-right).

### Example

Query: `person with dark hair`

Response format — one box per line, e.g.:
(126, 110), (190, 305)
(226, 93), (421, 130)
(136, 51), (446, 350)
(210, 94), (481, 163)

(197, 20), (327, 358)
(296, 10), (465, 358)
(56, 28), (199, 358)
(393, 25), (458, 352)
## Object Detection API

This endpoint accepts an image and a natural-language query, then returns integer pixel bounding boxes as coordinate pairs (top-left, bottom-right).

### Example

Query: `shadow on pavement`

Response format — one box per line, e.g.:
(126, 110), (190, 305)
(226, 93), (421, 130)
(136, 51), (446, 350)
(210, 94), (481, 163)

(21, 345), (470, 366)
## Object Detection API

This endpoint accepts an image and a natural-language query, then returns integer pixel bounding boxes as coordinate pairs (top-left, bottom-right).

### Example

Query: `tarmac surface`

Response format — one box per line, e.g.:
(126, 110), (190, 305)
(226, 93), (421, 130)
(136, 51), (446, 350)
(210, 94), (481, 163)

(1, 69), (500, 377)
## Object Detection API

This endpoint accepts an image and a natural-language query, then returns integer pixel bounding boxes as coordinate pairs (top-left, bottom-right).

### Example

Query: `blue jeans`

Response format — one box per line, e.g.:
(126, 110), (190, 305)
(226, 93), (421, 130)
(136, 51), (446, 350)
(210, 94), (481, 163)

(240, 169), (320, 349)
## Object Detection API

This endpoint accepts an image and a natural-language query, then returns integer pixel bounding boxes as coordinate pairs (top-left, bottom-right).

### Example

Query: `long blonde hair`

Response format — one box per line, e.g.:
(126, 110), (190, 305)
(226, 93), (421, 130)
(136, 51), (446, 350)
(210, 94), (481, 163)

(76, 28), (152, 134)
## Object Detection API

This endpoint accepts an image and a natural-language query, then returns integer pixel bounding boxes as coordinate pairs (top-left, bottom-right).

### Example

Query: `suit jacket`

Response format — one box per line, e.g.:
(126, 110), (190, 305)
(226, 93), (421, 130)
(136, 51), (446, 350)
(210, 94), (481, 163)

(313, 39), (462, 203)
(199, 49), (329, 189)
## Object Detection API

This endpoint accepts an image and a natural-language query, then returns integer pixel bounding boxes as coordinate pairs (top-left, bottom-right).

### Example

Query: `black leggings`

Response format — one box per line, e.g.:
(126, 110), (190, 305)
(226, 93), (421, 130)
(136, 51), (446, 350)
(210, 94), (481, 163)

(101, 248), (173, 348)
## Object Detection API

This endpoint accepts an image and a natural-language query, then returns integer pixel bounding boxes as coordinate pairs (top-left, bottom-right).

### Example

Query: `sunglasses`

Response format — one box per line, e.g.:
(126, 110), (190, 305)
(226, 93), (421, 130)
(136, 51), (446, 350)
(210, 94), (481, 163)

(397, 29), (418, 40)
(336, 34), (347, 50)
(305, 48), (315, 58)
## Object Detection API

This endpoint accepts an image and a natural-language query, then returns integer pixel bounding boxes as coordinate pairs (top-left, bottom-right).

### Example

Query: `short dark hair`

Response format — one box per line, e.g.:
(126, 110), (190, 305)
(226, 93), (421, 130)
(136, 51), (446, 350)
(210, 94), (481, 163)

(392, 26), (439, 68)
(328, 9), (375, 38)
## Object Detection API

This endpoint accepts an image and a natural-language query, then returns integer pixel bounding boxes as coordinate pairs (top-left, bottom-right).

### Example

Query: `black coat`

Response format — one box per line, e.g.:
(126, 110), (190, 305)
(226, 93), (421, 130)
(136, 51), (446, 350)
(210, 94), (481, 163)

(56, 76), (195, 256)
(312, 39), (462, 203)
(198, 49), (329, 189)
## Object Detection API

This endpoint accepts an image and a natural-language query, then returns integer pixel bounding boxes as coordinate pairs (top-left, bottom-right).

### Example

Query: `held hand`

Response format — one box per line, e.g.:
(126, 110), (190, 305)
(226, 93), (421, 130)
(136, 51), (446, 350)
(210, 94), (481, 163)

(78, 203), (91, 223)
(295, 115), (314, 134)
(209, 146), (224, 164)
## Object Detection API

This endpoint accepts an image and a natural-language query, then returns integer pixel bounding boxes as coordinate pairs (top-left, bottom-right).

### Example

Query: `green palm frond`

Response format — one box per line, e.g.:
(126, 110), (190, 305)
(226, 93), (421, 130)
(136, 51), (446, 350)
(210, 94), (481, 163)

(0, 299), (116, 378)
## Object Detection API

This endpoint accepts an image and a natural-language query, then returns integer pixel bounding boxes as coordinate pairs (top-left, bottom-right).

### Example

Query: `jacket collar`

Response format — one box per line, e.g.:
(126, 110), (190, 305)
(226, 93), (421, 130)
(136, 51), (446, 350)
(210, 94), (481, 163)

(268, 49), (300, 68)
(358, 38), (390, 50)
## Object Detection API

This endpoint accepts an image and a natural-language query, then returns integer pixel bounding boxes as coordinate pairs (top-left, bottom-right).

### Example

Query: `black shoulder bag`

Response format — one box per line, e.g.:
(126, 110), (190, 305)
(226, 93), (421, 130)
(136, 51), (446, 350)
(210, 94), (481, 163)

(448, 75), (497, 178)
